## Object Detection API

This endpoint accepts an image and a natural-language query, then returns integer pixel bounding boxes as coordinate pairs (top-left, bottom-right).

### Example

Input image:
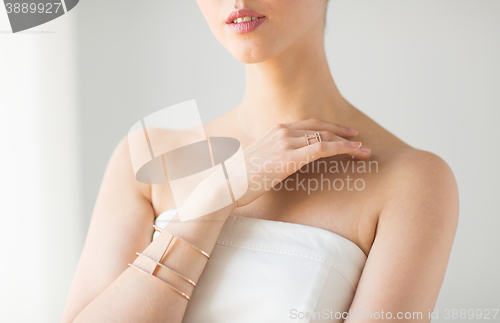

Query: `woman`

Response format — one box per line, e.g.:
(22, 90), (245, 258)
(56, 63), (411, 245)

(62, 0), (459, 322)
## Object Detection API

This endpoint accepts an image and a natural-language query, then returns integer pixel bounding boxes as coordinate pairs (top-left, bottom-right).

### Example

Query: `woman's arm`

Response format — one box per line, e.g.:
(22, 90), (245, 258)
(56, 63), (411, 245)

(345, 150), (459, 322)
(61, 136), (236, 323)
(61, 136), (157, 322)
(72, 195), (234, 323)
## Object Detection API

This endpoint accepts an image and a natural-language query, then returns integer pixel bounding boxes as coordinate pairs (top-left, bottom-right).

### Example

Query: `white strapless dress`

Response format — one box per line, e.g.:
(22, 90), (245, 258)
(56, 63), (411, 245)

(153, 209), (367, 323)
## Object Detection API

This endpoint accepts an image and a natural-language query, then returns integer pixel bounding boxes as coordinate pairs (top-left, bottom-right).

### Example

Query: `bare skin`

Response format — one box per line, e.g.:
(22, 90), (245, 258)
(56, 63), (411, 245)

(62, 0), (458, 321)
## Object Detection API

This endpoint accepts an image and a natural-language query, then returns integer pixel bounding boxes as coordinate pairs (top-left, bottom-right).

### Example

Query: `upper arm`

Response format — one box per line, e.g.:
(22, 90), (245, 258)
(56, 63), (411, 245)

(62, 136), (155, 322)
(345, 150), (459, 322)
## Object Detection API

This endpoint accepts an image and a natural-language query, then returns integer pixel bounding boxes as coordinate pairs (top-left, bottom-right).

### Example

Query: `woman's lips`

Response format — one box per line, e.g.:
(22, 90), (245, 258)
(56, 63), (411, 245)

(225, 8), (266, 34)
(226, 17), (266, 34)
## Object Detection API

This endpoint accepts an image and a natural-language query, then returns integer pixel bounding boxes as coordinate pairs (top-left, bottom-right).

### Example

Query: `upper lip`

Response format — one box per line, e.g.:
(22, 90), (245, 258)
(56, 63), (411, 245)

(225, 9), (265, 24)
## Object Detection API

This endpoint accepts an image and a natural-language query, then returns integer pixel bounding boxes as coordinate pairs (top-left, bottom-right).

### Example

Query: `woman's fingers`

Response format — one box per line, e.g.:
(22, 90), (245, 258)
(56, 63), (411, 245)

(286, 130), (371, 159)
(283, 118), (359, 139)
(291, 140), (366, 162)
(286, 130), (337, 148)
(237, 119), (369, 207)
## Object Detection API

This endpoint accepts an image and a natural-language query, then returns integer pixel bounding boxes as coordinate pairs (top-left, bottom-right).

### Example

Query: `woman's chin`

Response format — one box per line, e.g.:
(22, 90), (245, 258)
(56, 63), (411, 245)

(235, 55), (266, 64)
(229, 48), (279, 64)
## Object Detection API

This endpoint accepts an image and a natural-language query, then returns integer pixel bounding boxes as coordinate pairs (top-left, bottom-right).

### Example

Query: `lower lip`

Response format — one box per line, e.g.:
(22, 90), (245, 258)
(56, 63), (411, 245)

(226, 17), (266, 34)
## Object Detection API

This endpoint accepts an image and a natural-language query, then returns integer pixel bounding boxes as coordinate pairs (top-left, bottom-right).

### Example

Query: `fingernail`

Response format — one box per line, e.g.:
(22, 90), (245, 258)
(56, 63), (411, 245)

(359, 145), (370, 153)
(349, 141), (362, 148)
(348, 128), (358, 134)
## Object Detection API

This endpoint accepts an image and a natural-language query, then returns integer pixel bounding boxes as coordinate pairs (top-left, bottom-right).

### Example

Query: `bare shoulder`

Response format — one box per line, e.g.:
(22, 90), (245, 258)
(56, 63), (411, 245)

(352, 106), (458, 225)
(126, 126), (212, 215)
(377, 145), (459, 233)
(109, 135), (152, 201)
(355, 106), (459, 214)
(383, 147), (458, 201)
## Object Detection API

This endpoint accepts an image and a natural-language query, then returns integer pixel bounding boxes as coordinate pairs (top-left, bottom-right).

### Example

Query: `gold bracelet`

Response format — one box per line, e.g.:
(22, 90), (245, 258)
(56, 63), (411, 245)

(135, 252), (196, 287)
(128, 263), (191, 300)
(129, 224), (210, 300)
(153, 224), (210, 259)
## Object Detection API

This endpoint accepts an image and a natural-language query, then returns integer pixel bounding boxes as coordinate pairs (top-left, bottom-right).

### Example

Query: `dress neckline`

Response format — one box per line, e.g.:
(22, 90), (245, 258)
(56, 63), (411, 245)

(155, 209), (367, 258)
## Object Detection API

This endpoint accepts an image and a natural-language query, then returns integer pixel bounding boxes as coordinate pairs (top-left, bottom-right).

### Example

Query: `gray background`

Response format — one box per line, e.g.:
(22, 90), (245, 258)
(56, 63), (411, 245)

(77, 0), (500, 318)
(1, 0), (498, 322)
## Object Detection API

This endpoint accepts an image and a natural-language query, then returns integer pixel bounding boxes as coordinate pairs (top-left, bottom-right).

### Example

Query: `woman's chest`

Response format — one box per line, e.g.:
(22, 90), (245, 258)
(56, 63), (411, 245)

(151, 156), (382, 255)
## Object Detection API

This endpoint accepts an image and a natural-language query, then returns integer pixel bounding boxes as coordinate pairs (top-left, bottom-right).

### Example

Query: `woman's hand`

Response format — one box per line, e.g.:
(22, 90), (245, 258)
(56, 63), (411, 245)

(236, 118), (370, 207)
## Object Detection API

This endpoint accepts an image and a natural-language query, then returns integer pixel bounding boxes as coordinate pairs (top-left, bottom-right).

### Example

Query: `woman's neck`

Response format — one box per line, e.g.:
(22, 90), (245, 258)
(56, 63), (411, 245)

(234, 26), (354, 141)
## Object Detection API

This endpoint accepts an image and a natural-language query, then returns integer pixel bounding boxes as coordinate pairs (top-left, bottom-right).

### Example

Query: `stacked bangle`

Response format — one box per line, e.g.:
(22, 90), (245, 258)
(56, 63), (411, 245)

(128, 263), (192, 300)
(127, 224), (211, 301)
(153, 225), (211, 259)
